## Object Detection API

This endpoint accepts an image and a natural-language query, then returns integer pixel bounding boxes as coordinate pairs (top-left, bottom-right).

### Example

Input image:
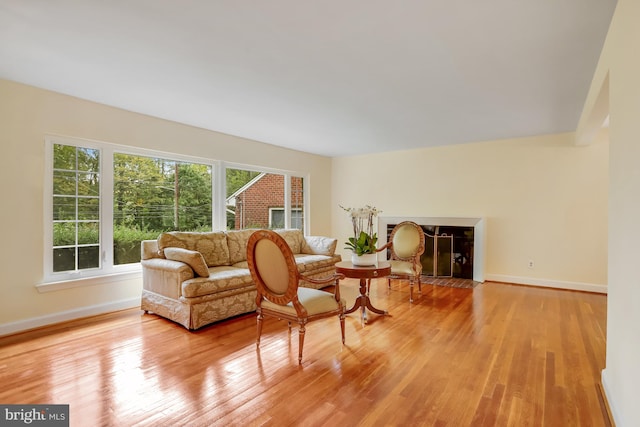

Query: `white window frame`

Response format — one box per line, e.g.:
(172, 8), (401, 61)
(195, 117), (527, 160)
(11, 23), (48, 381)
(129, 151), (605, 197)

(40, 136), (309, 291)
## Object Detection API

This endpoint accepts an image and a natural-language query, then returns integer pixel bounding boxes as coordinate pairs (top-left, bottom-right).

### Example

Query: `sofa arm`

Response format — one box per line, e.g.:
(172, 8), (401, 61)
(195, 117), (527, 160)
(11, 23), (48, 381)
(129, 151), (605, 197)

(141, 258), (195, 300)
(141, 239), (161, 260)
(303, 236), (338, 256)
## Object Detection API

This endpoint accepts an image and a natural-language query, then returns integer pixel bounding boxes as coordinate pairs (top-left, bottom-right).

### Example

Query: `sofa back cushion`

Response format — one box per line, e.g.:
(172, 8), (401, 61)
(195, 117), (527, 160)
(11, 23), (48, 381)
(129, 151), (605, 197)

(157, 231), (230, 267)
(275, 229), (304, 254)
(226, 229), (258, 264)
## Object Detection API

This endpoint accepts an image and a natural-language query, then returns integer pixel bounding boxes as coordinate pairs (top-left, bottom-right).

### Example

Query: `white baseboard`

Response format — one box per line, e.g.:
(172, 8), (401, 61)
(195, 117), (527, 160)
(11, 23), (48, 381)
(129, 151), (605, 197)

(0, 297), (141, 337)
(601, 369), (621, 426)
(485, 274), (607, 294)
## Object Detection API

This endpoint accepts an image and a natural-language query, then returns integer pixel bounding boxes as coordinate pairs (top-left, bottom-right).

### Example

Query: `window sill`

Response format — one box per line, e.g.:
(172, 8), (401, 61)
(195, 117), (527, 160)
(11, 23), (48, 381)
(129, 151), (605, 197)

(36, 270), (142, 293)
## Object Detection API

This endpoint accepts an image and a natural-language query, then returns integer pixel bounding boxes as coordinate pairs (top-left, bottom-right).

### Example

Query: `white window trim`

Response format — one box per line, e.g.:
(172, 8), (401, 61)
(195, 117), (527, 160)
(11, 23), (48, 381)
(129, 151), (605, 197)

(36, 270), (142, 293)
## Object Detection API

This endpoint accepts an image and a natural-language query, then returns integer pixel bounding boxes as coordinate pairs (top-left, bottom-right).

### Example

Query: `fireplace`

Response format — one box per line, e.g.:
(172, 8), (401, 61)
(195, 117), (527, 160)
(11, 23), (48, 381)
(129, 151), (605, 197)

(385, 224), (475, 278)
(378, 217), (485, 282)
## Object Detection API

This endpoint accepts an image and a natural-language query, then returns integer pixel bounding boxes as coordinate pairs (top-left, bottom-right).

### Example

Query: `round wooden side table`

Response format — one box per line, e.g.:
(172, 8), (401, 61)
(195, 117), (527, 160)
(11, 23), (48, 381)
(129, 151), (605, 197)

(335, 261), (391, 323)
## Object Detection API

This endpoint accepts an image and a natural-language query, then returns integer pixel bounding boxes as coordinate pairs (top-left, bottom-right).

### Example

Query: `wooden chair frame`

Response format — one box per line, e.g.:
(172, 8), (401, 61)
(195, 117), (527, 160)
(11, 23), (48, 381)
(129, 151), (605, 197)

(246, 229), (345, 363)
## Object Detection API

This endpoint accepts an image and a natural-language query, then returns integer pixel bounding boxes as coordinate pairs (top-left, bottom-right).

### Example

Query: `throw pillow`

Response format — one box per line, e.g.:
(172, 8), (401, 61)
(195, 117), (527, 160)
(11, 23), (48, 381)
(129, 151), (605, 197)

(164, 247), (210, 277)
(157, 231), (230, 267)
(302, 236), (337, 255)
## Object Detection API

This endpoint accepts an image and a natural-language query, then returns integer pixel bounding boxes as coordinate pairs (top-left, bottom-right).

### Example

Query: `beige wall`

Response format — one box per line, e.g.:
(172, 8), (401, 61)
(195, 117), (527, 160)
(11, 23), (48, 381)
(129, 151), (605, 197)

(579, 0), (640, 425)
(0, 79), (333, 330)
(332, 132), (608, 289)
(0, 77), (611, 340)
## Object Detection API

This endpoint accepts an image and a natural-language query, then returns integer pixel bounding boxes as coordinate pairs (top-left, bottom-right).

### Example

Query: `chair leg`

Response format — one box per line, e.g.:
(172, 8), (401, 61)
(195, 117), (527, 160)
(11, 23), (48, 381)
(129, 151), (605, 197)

(256, 313), (263, 348)
(298, 323), (306, 364)
(387, 277), (391, 289)
(417, 275), (422, 294)
(409, 278), (414, 303)
(340, 313), (345, 344)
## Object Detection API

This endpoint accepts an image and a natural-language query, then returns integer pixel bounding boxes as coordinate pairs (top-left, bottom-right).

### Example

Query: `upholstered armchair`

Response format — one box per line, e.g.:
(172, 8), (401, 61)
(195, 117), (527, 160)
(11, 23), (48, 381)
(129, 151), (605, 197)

(246, 229), (346, 364)
(377, 221), (426, 302)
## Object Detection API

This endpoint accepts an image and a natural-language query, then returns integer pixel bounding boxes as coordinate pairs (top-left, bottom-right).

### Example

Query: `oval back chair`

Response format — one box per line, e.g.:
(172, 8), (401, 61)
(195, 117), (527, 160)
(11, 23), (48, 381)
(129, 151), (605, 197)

(246, 229), (346, 364)
(378, 221), (426, 302)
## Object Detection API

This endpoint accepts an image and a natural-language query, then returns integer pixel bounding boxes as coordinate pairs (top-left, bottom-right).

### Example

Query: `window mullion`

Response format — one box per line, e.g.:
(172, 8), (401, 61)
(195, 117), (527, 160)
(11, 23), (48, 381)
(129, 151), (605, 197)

(213, 162), (225, 230)
(74, 150), (80, 271)
(284, 174), (291, 229)
(102, 146), (114, 270)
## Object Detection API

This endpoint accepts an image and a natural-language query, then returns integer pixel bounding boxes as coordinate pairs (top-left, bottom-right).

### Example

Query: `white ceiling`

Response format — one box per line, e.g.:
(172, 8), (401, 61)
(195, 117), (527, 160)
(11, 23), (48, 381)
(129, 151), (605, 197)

(0, 1), (616, 157)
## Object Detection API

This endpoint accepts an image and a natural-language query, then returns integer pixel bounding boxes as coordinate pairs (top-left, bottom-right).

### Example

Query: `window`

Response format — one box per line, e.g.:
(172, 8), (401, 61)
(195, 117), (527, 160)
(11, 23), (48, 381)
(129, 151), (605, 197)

(225, 168), (305, 231)
(45, 136), (216, 284)
(290, 176), (304, 230)
(52, 144), (101, 273)
(269, 208), (303, 229)
(44, 136), (307, 286)
(113, 153), (212, 265)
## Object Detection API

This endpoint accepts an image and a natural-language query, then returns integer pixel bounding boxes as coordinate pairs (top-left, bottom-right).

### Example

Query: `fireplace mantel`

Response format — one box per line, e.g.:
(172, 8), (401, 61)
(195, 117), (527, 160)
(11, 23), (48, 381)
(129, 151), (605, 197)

(378, 216), (486, 282)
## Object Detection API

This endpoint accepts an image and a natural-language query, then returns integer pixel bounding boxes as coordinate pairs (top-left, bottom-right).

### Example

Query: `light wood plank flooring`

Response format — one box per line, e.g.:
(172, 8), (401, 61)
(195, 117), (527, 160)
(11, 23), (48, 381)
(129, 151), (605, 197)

(0, 279), (609, 426)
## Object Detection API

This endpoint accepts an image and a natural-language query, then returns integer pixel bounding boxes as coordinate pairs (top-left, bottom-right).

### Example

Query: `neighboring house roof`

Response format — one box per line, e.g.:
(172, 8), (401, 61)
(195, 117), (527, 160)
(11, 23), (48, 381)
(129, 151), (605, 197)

(226, 173), (266, 207)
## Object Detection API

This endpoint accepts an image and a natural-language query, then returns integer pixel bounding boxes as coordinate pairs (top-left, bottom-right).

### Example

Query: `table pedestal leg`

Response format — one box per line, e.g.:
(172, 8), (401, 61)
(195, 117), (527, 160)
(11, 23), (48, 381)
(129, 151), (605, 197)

(344, 278), (388, 322)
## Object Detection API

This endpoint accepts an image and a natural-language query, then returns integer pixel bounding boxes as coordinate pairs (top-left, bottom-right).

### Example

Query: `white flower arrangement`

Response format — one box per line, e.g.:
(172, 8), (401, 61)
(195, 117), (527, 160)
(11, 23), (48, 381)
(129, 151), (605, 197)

(339, 205), (382, 255)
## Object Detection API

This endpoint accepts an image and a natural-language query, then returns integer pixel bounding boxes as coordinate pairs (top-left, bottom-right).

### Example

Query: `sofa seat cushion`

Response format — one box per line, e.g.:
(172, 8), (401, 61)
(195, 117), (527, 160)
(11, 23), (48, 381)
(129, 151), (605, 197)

(179, 284), (257, 304)
(158, 231), (230, 267)
(181, 266), (253, 298)
(293, 254), (341, 272)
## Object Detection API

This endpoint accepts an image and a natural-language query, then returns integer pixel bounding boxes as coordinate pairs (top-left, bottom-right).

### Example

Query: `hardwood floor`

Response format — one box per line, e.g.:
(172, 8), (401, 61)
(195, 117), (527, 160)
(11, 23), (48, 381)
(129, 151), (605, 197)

(0, 280), (609, 427)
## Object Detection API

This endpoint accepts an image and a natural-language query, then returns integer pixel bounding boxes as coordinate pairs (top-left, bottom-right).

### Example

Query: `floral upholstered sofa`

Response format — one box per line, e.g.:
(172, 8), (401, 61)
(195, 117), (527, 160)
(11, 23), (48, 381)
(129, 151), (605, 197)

(140, 229), (341, 329)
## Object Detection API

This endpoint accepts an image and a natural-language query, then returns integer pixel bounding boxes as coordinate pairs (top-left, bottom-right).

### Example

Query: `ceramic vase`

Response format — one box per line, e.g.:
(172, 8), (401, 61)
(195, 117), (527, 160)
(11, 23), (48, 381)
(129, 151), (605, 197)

(351, 252), (377, 266)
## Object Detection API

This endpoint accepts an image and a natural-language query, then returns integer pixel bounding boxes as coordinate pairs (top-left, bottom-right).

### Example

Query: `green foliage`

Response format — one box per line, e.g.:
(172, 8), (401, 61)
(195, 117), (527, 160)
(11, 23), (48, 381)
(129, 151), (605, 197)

(113, 225), (164, 264)
(53, 145), (99, 171)
(113, 154), (212, 232)
(113, 225), (160, 243)
(175, 163), (213, 230)
(53, 222), (98, 246)
(344, 231), (378, 255)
